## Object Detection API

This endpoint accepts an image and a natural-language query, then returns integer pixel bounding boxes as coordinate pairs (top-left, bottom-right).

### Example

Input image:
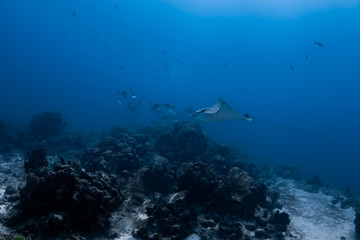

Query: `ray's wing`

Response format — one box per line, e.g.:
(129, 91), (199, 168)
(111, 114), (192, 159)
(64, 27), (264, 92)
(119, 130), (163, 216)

(203, 98), (246, 121)
(202, 98), (223, 114)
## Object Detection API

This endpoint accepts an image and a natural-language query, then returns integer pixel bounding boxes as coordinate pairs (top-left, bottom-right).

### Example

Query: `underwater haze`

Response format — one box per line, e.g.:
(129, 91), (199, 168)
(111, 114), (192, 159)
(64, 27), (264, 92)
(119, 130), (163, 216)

(1, 0), (360, 191)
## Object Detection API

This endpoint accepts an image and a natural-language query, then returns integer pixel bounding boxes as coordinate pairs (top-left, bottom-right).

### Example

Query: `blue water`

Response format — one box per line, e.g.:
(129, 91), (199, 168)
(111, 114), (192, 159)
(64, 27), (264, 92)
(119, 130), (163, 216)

(1, 0), (360, 191)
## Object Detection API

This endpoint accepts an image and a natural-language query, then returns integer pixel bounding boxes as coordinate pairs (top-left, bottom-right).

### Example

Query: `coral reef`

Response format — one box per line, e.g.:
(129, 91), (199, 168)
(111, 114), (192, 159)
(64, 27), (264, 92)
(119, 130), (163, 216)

(1, 122), (293, 239)
(0, 118), (85, 155)
(156, 122), (207, 161)
(4, 150), (124, 239)
(24, 149), (48, 173)
(355, 211), (360, 234)
(88, 121), (289, 240)
(0, 121), (15, 154)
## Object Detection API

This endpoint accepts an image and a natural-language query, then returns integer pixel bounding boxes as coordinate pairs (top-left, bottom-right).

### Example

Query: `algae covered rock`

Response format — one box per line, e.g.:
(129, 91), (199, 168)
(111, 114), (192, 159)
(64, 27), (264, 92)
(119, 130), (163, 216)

(6, 159), (124, 239)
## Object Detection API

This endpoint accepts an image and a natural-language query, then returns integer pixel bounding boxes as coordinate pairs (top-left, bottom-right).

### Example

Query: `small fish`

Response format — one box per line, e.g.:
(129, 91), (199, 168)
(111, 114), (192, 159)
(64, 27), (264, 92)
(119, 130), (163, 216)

(248, 63), (252, 68)
(126, 36), (135, 44)
(205, 63), (210, 68)
(163, 103), (175, 111)
(163, 103), (171, 109)
(290, 64), (294, 72)
(314, 41), (324, 47)
(185, 107), (195, 115)
(224, 63), (229, 68)
(119, 66), (125, 70)
(161, 115), (172, 121)
(127, 102), (135, 112)
(117, 100), (122, 105)
(177, 60), (185, 66)
(161, 49), (166, 56)
(130, 88), (136, 99)
(114, 5), (118, 9)
(72, 11), (76, 17)
(305, 53), (309, 59)
(166, 109), (176, 117)
(116, 90), (127, 99)
(120, 91), (127, 99)
(164, 64), (169, 70)
(151, 103), (162, 112)
(127, 97), (142, 112)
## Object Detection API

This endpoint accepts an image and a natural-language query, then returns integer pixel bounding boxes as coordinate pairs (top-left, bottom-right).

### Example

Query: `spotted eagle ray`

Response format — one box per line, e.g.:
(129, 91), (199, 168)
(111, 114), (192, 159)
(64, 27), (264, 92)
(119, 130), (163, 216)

(192, 98), (328, 141)
(192, 98), (253, 122)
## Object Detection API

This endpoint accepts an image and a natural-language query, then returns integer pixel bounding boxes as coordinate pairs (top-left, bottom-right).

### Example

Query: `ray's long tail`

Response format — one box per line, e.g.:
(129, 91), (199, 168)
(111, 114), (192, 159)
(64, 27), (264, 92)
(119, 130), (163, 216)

(254, 118), (330, 142)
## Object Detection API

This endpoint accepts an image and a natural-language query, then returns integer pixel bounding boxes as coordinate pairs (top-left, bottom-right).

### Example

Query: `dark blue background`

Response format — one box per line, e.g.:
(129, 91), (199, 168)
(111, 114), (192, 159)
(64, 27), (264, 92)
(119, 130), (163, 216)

(1, 0), (360, 191)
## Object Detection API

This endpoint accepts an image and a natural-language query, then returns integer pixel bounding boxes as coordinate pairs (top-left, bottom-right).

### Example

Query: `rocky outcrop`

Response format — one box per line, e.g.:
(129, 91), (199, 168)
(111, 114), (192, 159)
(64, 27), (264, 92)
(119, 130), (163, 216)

(2, 122), (291, 239)
(24, 149), (48, 173)
(355, 211), (360, 234)
(5, 150), (124, 239)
